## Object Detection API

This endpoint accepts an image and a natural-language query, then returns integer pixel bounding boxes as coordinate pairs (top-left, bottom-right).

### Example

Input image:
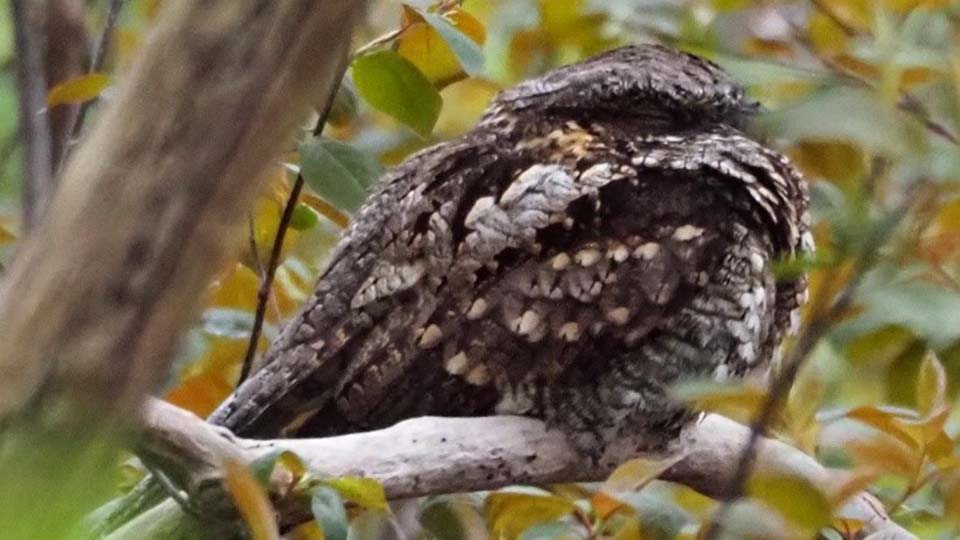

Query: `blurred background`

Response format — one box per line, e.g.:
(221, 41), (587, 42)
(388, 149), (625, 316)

(2, 1), (960, 538)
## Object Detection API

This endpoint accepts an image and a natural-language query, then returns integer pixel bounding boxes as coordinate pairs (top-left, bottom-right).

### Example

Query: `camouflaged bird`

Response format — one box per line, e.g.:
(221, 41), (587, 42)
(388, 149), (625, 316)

(209, 44), (813, 453)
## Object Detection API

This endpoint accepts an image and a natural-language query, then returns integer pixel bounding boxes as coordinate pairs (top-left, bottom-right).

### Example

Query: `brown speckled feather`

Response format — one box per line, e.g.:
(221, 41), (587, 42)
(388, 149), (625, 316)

(208, 45), (811, 454)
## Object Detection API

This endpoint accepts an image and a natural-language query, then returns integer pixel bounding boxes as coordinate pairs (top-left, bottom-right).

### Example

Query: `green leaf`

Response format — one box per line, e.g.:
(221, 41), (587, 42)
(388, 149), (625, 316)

(420, 12), (485, 77)
(299, 136), (383, 213)
(916, 350), (947, 417)
(754, 85), (908, 155)
(618, 493), (688, 540)
(248, 449), (306, 488)
(289, 203), (320, 231)
(352, 50), (443, 137)
(311, 486), (349, 540)
(325, 477), (387, 511)
(419, 496), (467, 540)
(748, 473), (831, 534)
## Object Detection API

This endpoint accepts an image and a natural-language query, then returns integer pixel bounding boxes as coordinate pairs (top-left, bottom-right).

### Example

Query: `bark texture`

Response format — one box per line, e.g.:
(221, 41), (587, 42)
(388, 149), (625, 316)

(0, 0), (365, 431)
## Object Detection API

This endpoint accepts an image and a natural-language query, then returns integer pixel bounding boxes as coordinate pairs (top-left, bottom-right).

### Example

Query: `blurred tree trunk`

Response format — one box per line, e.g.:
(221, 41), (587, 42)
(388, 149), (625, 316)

(0, 0), (365, 537)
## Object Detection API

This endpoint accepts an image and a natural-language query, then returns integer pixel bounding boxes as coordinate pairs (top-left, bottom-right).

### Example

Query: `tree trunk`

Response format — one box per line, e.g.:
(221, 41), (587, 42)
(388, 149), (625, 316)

(0, 0), (365, 536)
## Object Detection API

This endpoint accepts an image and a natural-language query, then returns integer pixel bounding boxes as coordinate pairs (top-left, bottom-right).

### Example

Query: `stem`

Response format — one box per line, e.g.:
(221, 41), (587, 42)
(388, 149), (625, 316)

(10, 0), (53, 232)
(58, 0), (126, 173)
(237, 47), (351, 384)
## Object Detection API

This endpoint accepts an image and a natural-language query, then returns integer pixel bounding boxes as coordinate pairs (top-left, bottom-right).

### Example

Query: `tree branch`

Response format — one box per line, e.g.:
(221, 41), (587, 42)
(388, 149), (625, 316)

(58, 0), (125, 174)
(0, 0), (367, 535)
(238, 46), (350, 384)
(10, 0), (54, 232)
(133, 398), (915, 540)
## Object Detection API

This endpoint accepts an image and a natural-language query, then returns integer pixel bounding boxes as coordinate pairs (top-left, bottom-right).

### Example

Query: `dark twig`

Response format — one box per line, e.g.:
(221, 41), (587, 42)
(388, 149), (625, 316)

(237, 47), (351, 384)
(247, 214), (265, 278)
(783, 11), (959, 147)
(703, 179), (928, 540)
(58, 0), (125, 174)
(11, 0), (53, 232)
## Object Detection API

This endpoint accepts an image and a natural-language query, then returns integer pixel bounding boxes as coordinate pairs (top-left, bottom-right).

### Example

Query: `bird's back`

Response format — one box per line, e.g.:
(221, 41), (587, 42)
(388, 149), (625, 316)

(208, 45), (811, 450)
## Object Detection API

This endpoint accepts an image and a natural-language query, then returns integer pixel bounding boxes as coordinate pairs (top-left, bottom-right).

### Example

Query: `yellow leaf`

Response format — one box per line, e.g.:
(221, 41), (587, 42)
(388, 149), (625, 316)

(846, 435), (920, 479)
(223, 459), (280, 540)
(484, 492), (575, 540)
(786, 364), (823, 451)
(434, 78), (500, 138)
(831, 517), (866, 539)
(790, 142), (866, 189)
(208, 263), (261, 312)
(916, 350), (947, 417)
(301, 193), (350, 229)
(603, 455), (686, 494)
(325, 477), (388, 511)
(671, 380), (768, 425)
(827, 469), (880, 507)
(841, 406), (923, 450)
(396, 6), (484, 88)
(0, 217), (17, 246)
(287, 522), (324, 540)
(47, 73), (111, 107)
(748, 473), (832, 534)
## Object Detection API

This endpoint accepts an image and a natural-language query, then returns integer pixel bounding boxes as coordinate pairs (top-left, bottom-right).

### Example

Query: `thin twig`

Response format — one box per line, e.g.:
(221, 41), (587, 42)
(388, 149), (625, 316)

(58, 0), (125, 173)
(703, 179), (928, 540)
(247, 214), (265, 278)
(352, 27), (408, 58)
(10, 0), (53, 232)
(237, 47), (351, 384)
(782, 11), (959, 147)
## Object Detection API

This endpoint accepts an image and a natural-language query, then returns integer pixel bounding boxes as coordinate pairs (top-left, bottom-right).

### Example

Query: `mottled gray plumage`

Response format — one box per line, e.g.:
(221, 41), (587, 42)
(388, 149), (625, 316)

(209, 44), (812, 452)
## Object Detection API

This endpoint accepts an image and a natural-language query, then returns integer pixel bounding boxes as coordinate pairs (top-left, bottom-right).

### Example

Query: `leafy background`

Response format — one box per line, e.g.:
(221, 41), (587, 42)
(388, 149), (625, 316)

(2, 0), (960, 539)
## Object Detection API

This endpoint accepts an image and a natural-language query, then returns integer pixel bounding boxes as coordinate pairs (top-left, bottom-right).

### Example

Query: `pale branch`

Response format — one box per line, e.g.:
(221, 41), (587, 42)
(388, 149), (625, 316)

(134, 398), (915, 540)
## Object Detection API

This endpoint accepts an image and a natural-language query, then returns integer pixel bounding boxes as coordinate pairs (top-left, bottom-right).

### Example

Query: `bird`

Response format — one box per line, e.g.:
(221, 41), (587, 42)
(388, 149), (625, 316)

(208, 44), (812, 455)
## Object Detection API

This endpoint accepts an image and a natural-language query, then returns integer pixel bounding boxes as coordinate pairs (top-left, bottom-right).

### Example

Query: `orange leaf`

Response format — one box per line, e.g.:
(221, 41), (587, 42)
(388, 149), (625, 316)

(47, 73), (110, 107)
(223, 459), (280, 540)
(847, 436), (920, 479)
(591, 492), (626, 520)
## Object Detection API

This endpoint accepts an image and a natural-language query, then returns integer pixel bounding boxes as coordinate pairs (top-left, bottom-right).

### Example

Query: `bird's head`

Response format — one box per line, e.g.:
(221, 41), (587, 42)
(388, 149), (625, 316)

(481, 44), (758, 131)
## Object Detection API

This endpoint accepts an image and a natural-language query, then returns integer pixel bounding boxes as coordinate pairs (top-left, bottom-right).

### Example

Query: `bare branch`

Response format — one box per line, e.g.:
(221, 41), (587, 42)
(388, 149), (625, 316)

(132, 398), (915, 540)
(10, 0), (54, 232)
(58, 0), (125, 173)
(238, 46), (351, 384)
(43, 0), (89, 173)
